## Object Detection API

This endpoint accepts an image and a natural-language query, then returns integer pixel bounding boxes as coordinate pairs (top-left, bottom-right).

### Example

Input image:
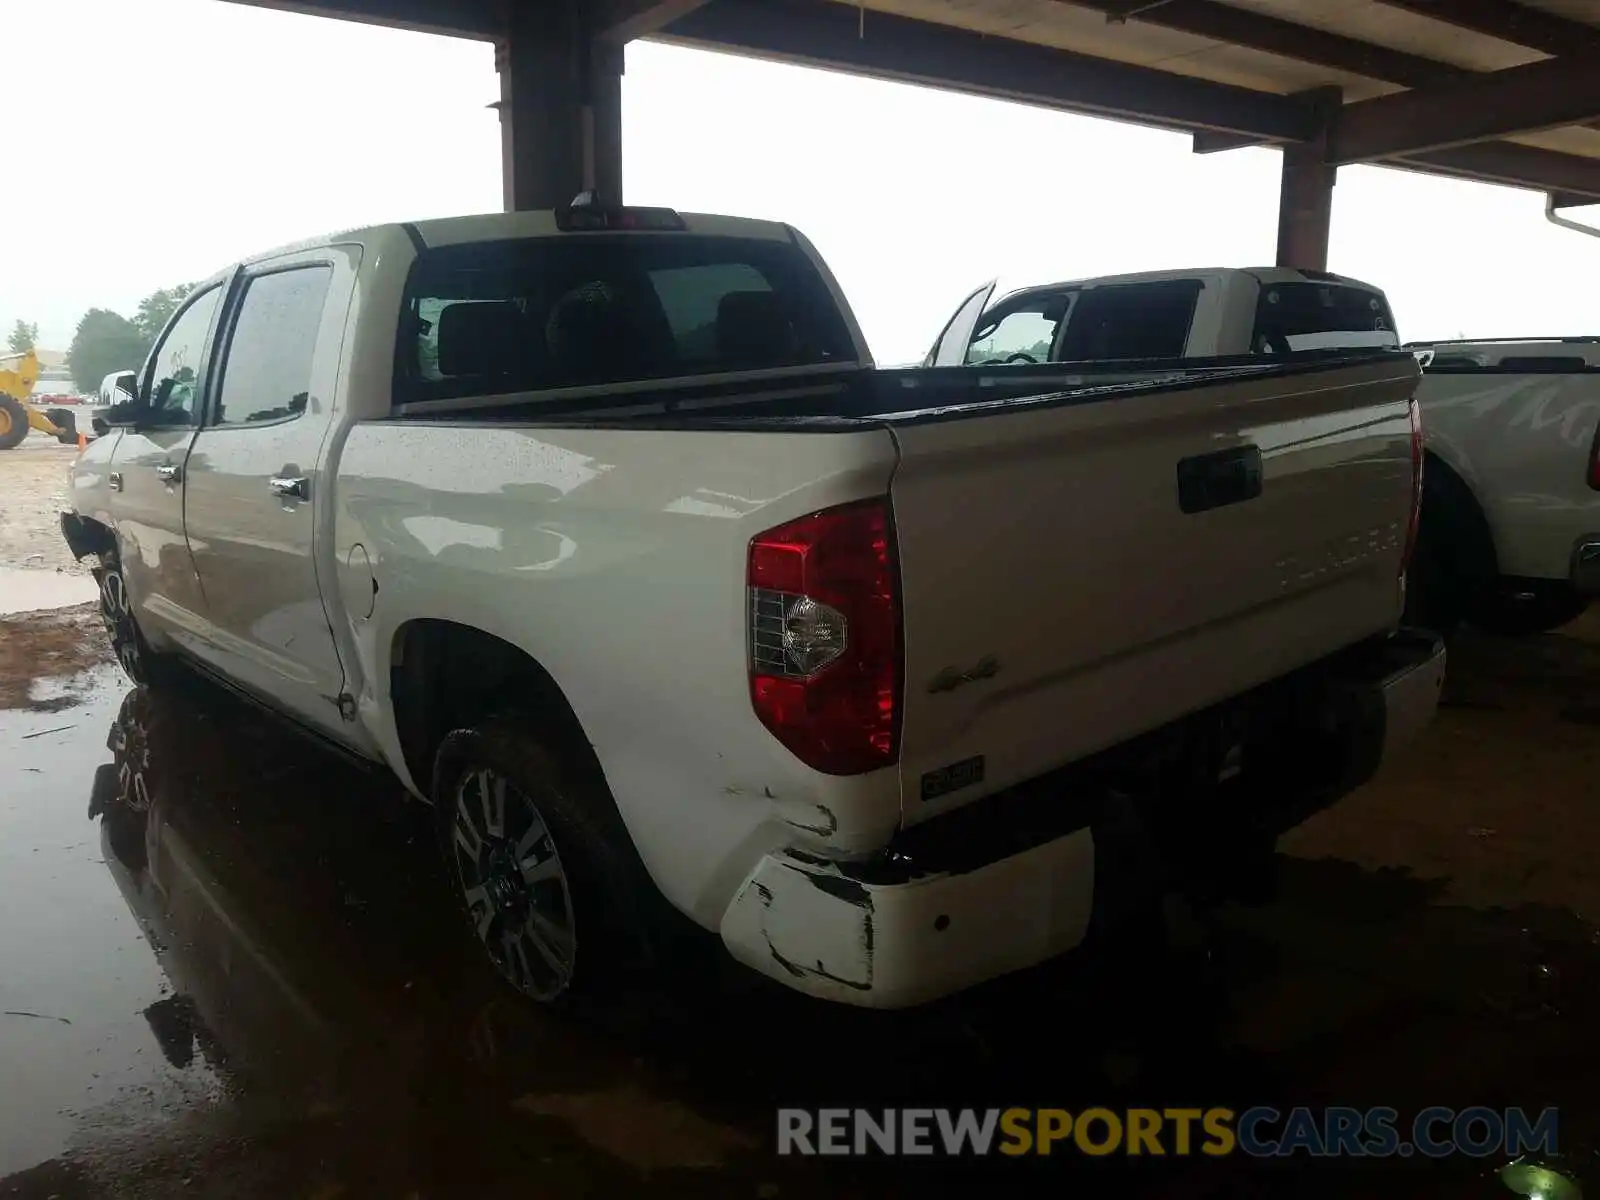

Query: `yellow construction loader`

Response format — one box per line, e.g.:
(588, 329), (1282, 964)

(0, 349), (82, 450)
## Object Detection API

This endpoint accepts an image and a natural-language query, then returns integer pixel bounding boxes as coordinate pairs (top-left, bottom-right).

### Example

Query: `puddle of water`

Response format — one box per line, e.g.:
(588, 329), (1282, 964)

(0, 674), (221, 1177)
(0, 662), (1596, 1197)
(0, 567), (97, 616)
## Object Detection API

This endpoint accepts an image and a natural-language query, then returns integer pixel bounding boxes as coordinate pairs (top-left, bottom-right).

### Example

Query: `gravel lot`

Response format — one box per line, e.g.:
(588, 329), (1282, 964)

(0, 432), (90, 576)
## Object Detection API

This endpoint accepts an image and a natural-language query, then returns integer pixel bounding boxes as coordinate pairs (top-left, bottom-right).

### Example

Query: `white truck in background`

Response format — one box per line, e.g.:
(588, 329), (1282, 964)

(924, 266), (1401, 369)
(925, 266), (1598, 636)
(1401, 338), (1600, 635)
(62, 203), (1442, 1010)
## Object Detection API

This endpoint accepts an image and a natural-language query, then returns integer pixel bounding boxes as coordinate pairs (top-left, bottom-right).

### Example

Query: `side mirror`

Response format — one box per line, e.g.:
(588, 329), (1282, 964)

(100, 402), (144, 428)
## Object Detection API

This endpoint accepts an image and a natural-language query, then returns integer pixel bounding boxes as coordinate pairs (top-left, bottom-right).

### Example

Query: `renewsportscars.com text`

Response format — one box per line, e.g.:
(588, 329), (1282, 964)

(776, 1106), (1558, 1159)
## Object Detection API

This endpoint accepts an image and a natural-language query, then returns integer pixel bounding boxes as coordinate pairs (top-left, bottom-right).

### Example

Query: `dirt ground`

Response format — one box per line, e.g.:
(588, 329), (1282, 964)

(1284, 607), (1600, 919)
(0, 432), (90, 575)
(0, 604), (109, 712)
(0, 576), (1597, 1197)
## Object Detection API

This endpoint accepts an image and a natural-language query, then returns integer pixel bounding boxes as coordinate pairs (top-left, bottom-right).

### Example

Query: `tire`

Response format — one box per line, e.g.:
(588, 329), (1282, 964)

(1404, 457), (1498, 634)
(0, 395), (28, 450)
(431, 713), (660, 1008)
(1471, 580), (1589, 637)
(94, 548), (174, 687)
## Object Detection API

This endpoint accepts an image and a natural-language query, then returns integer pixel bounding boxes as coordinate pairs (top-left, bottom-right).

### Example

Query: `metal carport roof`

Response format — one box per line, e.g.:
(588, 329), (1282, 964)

(224, 0), (1600, 206)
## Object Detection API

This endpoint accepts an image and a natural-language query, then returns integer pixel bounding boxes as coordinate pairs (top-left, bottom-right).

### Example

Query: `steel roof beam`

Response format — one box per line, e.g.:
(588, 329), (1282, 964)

(594, 0), (709, 42)
(1372, 0), (1600, 57)
(1330, 54), (1600, 163)
(1067, 0), (1460, 88)
(659, 0), (1316, 140)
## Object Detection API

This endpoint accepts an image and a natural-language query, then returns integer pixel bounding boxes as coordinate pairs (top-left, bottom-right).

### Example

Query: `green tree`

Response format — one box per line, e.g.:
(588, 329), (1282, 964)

(6, 320), (38, 354)
(67, 309), (146, 393)
(133, 284), (196, 349)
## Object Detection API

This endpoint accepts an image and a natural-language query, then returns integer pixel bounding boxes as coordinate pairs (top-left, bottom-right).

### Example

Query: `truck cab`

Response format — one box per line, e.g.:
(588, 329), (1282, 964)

(926, 267), (1400, 367)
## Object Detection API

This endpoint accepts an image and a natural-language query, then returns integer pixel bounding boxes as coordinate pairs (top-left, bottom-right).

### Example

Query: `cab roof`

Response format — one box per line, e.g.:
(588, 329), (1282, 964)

(236, 208), (796, 269)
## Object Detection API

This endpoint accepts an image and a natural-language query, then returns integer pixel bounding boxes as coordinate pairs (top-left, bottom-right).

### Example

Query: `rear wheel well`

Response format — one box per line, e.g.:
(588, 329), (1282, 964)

(390, 620), (598, 801)
(1407, 450), (1498, 630)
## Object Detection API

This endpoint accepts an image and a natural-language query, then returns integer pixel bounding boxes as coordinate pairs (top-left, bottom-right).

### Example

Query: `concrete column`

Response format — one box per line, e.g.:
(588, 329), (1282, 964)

(497, 0), (625, 211)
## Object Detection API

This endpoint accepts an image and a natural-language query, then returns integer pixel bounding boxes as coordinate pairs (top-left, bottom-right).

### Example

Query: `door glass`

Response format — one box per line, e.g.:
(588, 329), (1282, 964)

(966, 305), (1064, 364)
(214, 267), (333, 425)
(145, 287), (222, 426)
(1057, 281), (1200, 361)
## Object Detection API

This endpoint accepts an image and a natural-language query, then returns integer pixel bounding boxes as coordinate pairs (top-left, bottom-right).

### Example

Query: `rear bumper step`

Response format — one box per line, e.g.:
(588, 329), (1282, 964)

(718, 629), (1445, 1008)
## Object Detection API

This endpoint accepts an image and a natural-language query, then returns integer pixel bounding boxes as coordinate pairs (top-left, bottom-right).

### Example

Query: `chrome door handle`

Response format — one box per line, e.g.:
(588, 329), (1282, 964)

(156, 464), (182, 484)
(108, 472), (123, 492)
(269, 476), (309, 500)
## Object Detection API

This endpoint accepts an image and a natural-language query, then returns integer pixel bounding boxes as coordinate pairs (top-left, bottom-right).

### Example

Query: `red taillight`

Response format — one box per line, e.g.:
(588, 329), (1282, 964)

(747, 498), (901, 776)
(1400, 394), (1424, 577)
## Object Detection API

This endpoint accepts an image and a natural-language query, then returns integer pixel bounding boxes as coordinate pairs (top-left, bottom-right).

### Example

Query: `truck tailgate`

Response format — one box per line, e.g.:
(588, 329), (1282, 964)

(888, 356), (1419, 824)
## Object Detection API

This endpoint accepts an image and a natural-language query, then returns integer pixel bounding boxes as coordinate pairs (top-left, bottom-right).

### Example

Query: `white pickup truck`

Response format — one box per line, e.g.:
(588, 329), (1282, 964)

(62, 203), (1443, 1010)
(928, 270), (1600, 636)
(1401, 338), (1600, 635)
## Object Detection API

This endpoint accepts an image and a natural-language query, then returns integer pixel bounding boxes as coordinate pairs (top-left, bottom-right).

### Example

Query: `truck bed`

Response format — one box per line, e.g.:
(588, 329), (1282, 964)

(352, 349), (1419, 837)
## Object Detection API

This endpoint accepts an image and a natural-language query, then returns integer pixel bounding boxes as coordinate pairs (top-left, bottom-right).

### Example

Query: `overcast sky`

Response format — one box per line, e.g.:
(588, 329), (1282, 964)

(8, 0), (1600, 367)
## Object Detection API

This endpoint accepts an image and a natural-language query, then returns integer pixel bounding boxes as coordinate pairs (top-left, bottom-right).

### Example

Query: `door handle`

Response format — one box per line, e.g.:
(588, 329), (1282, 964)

(108, 472), (123, 492)
(156, 464), (182, 484)
(269, 475), (309, 501)
(1176, 444), (1263, 515)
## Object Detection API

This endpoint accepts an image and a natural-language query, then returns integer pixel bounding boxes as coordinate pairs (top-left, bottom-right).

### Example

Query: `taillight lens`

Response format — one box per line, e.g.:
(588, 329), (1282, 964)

(748, 498), (901, 776)
(1400, 394), (1424, 577)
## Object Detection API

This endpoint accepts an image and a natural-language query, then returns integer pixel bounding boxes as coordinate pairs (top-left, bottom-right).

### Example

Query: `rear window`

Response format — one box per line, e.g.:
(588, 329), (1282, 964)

(398, 234), (856, 405)
(1252, 282), (1398, 353)
(1055, 280), (1200, 361)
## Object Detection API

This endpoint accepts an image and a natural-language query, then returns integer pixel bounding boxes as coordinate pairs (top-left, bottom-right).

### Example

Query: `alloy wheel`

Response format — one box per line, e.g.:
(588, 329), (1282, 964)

(449, 766), (577, 1002)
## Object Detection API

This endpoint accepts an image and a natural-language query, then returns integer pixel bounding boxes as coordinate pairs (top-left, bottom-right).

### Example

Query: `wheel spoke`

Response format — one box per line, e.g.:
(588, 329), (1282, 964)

(504, 931), (537, 990)
(481, 771), (506, 839)
(523, 913), (571, 979)
(453, 812), (483, 862)
(519, 854), (562, 887)
(513, 808), (549, 861)
(528, 906), (573, 959)
(462, 885), (497, 944)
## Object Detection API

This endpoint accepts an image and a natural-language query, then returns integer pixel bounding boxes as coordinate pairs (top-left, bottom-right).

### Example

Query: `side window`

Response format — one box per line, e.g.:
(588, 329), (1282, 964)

(214, 267), (333, 426)
(966, 302), (1065, 364)
(1057, 281), (1200, 361)
(144, 286), (222, 426)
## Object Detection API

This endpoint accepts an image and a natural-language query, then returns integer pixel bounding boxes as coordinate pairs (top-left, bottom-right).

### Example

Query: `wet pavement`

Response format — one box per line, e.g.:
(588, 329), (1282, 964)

(0, 568), (98, 617)
(1, 613), (1598, 1197)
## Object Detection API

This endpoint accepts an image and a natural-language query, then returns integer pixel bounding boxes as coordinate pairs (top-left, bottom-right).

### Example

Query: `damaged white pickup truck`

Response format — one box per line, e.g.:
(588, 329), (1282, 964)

(63, 200), (1444, 1009)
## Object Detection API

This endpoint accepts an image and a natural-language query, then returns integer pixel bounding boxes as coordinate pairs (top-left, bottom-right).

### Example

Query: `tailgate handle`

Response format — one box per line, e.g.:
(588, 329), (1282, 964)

(1176, 445), (1263, 515)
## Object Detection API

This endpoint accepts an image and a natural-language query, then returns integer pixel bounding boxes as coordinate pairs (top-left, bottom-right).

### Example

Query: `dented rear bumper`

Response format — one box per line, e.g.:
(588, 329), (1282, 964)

(718, 630), (1445, 1009)
(719, 827), (1096, 1009)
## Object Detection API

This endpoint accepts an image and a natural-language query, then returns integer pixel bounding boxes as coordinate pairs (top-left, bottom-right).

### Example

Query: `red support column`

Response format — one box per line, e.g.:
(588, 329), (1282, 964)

(1275, 141), (1336, 270)
(497, 0), (624, 211)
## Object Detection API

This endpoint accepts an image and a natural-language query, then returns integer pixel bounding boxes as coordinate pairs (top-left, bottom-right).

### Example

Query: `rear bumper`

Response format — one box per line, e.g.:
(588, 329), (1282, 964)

(1571, 536), (1600, 596)
(718, 630), (1445, 1009)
